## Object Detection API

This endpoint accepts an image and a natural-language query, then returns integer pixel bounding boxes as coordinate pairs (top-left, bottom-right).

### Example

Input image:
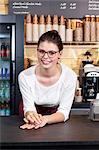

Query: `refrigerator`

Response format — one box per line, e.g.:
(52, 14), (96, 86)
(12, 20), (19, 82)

(0, 15), (24, 116)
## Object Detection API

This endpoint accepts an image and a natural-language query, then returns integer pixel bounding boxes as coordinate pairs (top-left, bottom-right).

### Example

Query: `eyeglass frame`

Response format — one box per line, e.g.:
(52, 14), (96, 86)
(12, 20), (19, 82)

(37, 48), (60, 58)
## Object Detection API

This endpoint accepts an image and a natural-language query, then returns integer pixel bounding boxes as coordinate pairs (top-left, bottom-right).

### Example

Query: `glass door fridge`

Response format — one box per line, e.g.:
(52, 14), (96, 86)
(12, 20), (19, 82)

(0, 15), (24, 116)
(0, 23), (15, 116)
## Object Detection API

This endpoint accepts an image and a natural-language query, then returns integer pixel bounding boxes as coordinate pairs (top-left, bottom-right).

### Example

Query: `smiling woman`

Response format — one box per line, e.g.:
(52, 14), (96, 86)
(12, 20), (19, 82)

(18, 30), (77, 130)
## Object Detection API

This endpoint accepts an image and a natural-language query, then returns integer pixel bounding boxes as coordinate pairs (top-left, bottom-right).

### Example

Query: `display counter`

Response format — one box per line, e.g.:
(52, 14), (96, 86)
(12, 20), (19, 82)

(0, 115), (99, 149)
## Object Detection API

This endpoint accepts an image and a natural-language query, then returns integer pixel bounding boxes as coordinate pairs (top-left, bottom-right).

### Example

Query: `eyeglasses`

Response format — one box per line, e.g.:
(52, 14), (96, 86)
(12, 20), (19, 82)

(37, 49), (59, 58)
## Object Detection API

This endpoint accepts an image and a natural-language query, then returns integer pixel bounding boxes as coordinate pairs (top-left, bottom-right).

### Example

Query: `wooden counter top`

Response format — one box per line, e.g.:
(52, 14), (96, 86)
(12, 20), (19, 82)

(0, 115), (99, 149)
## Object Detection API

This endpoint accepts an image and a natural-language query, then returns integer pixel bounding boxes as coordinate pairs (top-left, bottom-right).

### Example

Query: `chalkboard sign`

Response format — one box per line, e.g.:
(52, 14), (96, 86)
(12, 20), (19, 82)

(9, 0), (99, 18)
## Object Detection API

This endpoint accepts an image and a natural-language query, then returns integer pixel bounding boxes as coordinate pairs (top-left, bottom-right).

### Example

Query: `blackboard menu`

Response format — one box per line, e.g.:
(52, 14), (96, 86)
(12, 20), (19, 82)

(9, 0), (99, 18)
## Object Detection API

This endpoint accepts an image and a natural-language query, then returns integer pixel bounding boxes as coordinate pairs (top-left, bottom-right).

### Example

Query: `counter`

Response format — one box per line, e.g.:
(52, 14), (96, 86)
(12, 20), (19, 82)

(0, 115), (99, 149)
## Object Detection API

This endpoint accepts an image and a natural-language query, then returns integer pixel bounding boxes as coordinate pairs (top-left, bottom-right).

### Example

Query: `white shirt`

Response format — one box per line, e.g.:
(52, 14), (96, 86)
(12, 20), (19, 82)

(18, 63), (77, 121)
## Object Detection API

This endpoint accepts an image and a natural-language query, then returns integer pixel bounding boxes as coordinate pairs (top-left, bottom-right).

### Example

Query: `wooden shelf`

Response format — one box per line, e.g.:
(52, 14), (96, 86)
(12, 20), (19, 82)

(25, 41), (99, 46)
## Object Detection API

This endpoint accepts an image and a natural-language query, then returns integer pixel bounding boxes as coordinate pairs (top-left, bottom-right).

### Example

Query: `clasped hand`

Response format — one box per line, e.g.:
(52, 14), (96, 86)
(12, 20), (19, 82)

(20, 111), (48, 130)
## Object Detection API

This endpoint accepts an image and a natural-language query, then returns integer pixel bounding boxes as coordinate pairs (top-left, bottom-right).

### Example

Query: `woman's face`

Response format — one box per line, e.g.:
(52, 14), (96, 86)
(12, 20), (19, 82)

(37, 41), (62, 69)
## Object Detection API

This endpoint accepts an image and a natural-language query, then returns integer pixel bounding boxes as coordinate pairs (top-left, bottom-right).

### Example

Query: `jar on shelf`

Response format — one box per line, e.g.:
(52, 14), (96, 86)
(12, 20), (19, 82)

(75, 88), (82, 102)
(74, 20), (83, 42)
(66, 19), (73, 42)
(52, 15), (59, 31)
(32, 14), (39, 42)
(39, 15), (45, 38)
(96, 15), (99, 42)
(26, 13), (33, 43)
(46, 15), (52, 32)
(90, 15), (96, 42)
(84, 15), (91, 42)
(59, 15), (65, 42)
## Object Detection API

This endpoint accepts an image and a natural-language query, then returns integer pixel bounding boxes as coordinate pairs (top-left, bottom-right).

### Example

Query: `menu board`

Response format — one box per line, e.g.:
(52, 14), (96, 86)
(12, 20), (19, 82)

(9, 0), (99, 18)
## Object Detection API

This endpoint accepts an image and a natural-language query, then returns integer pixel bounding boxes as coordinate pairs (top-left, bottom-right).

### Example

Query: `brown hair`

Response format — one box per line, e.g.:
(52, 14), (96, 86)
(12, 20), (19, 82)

(37, 30), (63, 52)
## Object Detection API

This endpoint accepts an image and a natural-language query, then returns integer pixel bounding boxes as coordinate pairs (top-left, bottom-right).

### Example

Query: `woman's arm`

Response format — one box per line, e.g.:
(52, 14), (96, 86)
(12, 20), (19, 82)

(18, 72), (42, 125)
(43, 73), (77, 125)
(35, 74), (77, 129)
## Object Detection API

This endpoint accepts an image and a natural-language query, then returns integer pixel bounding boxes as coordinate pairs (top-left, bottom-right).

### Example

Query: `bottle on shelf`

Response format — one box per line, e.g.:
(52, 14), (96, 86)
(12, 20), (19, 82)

(26, 13), (33, 43)
(90, 15), (96, 42)
(59, 15), (65, 42)
(0, 67), (9, 79)
(0, 68), (2, 80)
(46, 15), (52, 32)
(0, 100), (6, 116)
(0, 49), (1, 58)
(96, 15), (99, 42)
(1, 43), (6, 58)
(74, 20), (83, 42)
(0, 81), (4, 100)
(4, 81), (10, 99)
(6, 43), (10, 59)
(84, 15), (91, 42)
(0, 100), (10, 116)
(39, 14), (46, 38)
(32, 14), (39, 42)
(75, 87), (82, 103)
(1, 68), (4, 79)
(5, 101), (10, 116)
(52, 15), (59, 31)
(66, 19), (73, 42)
(0, 81), (3, 98)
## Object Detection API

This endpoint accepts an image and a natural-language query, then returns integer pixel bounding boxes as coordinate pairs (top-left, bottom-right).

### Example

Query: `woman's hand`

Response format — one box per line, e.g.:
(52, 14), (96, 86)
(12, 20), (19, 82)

(34, 116), (48, 129)
(20, 115), (48, 130)
(24, 111), (42, 125)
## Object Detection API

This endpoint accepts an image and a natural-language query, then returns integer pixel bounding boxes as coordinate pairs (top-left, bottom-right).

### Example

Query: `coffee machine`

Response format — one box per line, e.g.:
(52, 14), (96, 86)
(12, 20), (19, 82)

(82, 64), (99, 101)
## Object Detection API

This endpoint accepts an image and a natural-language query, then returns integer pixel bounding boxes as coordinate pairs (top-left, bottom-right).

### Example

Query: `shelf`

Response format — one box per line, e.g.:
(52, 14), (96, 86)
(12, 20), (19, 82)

(25, 42), (99, 49)
(0, 78), (10, 81)
(0, 98), (10, 101)
(0, 33), (10, 39)
(0, 57), (10, 61)
(26, 41), (99, 46)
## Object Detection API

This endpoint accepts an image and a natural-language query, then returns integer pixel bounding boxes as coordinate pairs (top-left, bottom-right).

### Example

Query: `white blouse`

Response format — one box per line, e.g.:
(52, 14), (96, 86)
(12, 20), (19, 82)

(18, 63), (77, 121)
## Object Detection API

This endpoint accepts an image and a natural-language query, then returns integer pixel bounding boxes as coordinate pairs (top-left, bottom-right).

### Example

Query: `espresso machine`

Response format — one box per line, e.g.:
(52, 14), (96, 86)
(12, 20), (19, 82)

(82, 64), (99, 101)
(79, 51), (99, 101)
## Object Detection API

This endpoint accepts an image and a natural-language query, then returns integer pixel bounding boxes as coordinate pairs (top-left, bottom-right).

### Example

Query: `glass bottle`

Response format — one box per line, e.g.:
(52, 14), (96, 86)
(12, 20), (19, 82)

(32, 14), (39, 42)
(4, 81), (10, 99)
(39, 15), (45, 38)
(0, 100), (5, 116)
(46, 15), (52, 32)
(0, 81), (5, 99)
(90, 15), (96, 42)
(74, 20), (83, 42)
(52, 15), (59, 31)
(1, 43), (6, 58)
(26, 13), (33, 42)
(59, 15), (65, 42)
(0, 68), (2, 80)
(5, 101), (10, 116)
(96, 15), (99, 42)
(66, 19), (73, 42)
(6, 43), (10, 59)
(84, 15), (91, 42)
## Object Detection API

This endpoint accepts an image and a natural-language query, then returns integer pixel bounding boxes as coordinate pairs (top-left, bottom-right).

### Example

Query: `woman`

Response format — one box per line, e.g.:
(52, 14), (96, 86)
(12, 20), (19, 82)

(18, 30), (77, 129)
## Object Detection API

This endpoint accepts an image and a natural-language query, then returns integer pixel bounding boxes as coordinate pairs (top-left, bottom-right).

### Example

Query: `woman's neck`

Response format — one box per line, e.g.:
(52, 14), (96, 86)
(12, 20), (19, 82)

(36, 64), (60, 78)
(35, 64), (62, 86)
